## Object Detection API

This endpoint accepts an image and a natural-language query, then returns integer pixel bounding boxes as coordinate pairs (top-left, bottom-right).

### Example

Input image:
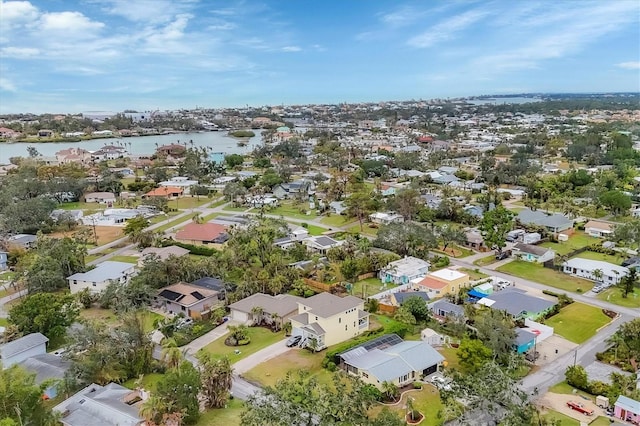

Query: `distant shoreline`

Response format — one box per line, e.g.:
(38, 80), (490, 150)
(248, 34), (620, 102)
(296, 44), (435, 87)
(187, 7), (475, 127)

(0, 130), (219, 144)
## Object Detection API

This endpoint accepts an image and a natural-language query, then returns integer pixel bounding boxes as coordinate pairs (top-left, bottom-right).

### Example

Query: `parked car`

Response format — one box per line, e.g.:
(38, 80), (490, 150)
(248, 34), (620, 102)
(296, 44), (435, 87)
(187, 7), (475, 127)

(495, 250), (512, 260)
(566, 401), (594, 416)
(286, 335), (302, 347)
(176, 318), (194, 329)
(592, 285), (604, 293)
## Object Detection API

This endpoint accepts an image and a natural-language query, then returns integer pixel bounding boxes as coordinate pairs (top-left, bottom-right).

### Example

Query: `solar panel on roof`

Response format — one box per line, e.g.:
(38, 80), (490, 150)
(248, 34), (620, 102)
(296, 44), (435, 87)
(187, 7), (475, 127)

(338, 334), (403, 359)
(191, 291), (205, 300)
(158, 289), (182, 301)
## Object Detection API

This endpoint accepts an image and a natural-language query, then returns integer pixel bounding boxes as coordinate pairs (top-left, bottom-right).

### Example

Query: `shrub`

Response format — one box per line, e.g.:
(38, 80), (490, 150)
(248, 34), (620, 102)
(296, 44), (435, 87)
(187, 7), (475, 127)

(326, 361), (337, 372)
(588, 380), (610, 396)
(413, 382), (423, 389)
(160, 239), (217, 256)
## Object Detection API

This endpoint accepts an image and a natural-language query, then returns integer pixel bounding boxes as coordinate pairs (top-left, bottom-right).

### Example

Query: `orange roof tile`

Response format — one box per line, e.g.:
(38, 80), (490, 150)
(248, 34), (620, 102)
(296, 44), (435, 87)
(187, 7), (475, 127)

(415, 276), (448, 290)
(145, 186), (184, 197)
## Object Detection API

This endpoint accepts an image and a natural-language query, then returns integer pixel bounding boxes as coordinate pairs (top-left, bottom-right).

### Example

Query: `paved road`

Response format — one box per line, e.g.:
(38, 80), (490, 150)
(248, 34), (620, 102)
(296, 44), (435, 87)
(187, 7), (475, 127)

(233, 340), (290, 375)
(0, 288), (27, 318)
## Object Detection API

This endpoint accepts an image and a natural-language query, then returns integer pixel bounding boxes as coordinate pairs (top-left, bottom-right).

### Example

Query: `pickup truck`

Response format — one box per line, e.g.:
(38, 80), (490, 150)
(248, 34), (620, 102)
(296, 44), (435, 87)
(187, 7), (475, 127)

(566, 401), (594, 416)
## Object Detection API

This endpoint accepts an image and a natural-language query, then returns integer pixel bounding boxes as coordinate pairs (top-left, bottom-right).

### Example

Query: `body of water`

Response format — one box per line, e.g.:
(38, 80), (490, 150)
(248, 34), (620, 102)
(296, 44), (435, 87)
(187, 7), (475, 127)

(467, 97), (543, 105)
(0, 130), (264, 164)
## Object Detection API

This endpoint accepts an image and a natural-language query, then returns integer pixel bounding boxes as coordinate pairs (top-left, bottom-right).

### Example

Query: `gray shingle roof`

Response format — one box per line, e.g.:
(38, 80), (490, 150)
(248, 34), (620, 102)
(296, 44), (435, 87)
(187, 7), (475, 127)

(515, 328), (537, 346)
(229, 293), (304, 317)
(516, 208), (572, 230)
(301, 293), (363, 318)
(394, 292), (430, 304)
(18, 353), (71, 384)
(513, 242), (552, 257)
(484, 290), (555, 317)
(0, 333), (48, 359)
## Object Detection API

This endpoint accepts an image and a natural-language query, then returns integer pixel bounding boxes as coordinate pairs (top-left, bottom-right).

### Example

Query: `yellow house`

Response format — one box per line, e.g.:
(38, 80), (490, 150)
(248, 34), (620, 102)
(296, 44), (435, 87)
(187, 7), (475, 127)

(413, 268), (470, 299)
(290, 293), (369, 350)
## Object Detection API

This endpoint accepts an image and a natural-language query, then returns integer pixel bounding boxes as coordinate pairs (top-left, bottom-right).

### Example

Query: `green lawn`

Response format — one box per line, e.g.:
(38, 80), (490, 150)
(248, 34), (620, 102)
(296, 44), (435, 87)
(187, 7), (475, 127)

(223, 204), (250, 212)
(243, 349), (333, 388)
(269, 203), (318, 220)
(438, 346), (461, 371)
(201, 212), (221, 222)
(320, 215), (357, 228)
(497, 261), (594, 293)
(459, 268), (489, 281)
(59, 201), (104, 211)
(544, 303), (611, 344)
(597, 287), (640, 307)
(149, 211), (179, 224)
(0, 318), (8, 327)
(349, 278), (390, 298)
(473, 254), (499, 267)
(369, 385), (443, 426)
(109, 255), (139, 263)
(433, 245), (474, 258)
(140, 311), (164, 333)
(154, 212), (198, 232)
(346, 223), (380, 236)
(590, 416), (615, 426)
(196, 398), (243, 426)
(199, 327), (284, 362)
(548, 381), (594, 400)
(122, 372), (164, 393)
(539, 231), (597, 256)
(304, 224), (328, 236)
(541, 409), (579, 426)
(573, 250), (624, 265)
(208, 198), (227, 209)
(167, 197), (210, 210)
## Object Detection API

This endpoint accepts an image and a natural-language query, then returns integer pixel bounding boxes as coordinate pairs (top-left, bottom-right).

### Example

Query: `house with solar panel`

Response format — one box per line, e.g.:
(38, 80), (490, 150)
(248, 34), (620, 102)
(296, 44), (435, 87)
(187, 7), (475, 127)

(338, 334), (444, 388)
(156, 282), (225, 319)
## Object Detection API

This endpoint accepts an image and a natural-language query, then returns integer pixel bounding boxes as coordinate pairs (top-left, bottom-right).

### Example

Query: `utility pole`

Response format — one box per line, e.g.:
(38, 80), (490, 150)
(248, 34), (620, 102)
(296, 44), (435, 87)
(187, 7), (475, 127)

(573, 348), (578, 367)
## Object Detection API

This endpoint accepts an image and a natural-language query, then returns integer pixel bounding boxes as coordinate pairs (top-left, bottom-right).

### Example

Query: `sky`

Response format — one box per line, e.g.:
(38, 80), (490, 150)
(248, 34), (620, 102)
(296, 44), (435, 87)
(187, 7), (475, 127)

(0, 0), (639, 113)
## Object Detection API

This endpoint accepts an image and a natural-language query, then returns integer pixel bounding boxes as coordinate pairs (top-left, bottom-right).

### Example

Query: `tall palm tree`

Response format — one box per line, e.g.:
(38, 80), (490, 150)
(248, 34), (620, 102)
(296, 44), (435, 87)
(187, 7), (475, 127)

(139, 395), (166, 425)
(250, 306), (264, 325)
(161, 338), (185, 370)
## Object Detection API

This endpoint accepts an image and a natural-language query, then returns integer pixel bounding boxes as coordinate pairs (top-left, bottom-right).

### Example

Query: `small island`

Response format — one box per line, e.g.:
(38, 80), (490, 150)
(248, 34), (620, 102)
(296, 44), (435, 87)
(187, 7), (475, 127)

(229, 130), (256, 138)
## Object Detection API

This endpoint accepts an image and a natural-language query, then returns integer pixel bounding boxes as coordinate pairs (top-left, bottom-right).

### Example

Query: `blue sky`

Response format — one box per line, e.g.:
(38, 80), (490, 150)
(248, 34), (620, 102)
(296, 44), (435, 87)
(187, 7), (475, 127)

(0, 0), (639, 113)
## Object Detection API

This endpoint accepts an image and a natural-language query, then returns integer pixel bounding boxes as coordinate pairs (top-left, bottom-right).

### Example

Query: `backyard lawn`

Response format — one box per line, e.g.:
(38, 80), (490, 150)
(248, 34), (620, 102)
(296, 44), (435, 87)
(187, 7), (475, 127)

(473, 254), (499, 267)
(109, 255), (139, 263)
(243, 349), (333, 388)
(541, 409), (579, 426)
(167, 197), (210, 210)
(497, 261), (594, 293)
(320, 215), (358, 228)
(59, 201), (104, 211)
(0, 318), (8, 327)
(544, 303), (611, 344)
(368, 385), (443, 426)
(573, 250), (624, 265)
(149, 211), (180, 224)
(548, 381), (595, 400)
(305, 224), (329, 236)
(539, 231), (597, 256)
(347, 223), (380, 236)
(349, 277), (391, 298)
(433, 245), (474, 258)
(269, 202), (318, 220)
(196, 398), (243, 426)
(122, 372), (164, 393)
(597, 287), (640, 308)
(438, 346), (461, 371)
(199, 327), (284, 362)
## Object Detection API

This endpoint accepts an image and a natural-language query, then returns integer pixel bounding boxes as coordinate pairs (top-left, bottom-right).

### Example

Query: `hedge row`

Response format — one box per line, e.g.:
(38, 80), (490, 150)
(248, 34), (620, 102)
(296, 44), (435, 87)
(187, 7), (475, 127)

(160, 239), (217, 256)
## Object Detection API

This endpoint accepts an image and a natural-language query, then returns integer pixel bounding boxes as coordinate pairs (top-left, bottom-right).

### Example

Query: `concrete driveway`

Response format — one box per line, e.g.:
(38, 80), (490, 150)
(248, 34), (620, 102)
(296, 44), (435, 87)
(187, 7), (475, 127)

(183, 320), (238, 354)
(233, 339), (290, 375)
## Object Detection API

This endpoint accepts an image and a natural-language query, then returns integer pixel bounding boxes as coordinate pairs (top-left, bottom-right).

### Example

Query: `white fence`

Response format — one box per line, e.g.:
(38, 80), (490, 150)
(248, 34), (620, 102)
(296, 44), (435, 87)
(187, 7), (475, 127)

(369, 282), (413, 300)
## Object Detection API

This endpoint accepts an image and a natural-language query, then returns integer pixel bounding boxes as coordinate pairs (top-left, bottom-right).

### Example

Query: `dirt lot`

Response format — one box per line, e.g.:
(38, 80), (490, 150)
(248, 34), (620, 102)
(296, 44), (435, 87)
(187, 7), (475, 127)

(535, 335), (578, 366)
(48, 226), (124, 246)
(539, 392), (605, 423)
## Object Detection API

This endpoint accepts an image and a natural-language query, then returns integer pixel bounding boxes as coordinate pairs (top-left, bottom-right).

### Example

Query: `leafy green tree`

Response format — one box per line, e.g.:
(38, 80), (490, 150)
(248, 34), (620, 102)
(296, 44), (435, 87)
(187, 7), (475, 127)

(340, 258), (359, 282)
(618, 266), (639, 298)
(155, 361), (201, 424)
(474, 309), (516, 363)
(260, 168), (284, 189)
(613, 219), (640, 250)
(0, 365), (58, 426)
(565, 365), (589, 390)
(394, 306), (416, 326)
(9, 292), (79, 340)
(373, 222), (437, 258)
(479, 206), (514, 253)
(197, 353), (233, 409)
(225, 153), (244, 168)
(392, 188), (421, 221)
(438, 224), (467, 252)
(600, 190), (631, 216)
(344, 188), (379, 231)
(123, 216), (150, 243)
(401, 296), (430, 322)
(457, 337), (493, 373)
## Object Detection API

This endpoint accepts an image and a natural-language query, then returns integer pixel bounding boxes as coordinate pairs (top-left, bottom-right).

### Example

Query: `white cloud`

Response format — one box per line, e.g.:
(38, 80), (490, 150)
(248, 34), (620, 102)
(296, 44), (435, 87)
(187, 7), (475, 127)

(379, 6), (424, 28)
(39, 11), (105, 36)
(207, 22), (236, 31)
(0, 46), (39, 58)
(281, 46), (301, 52)
(617, 61), (640, 70)
(0, 1), (39, 26)
(407, 9), (489, 48)
(0, 77), (16, 92)
(96, 0), (197, 23)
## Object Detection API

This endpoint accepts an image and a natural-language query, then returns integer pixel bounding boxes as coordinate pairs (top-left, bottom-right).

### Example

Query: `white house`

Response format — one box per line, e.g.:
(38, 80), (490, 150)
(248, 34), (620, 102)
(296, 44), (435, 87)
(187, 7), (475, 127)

(67, 261), (137, 294)
(511, 243), (555, 263)
(562, 258), (628, 284)
(369, 212), (404, 225)
(379, 256), (430, 285)
(584, 220), (614, 238)
(158, 177), (199, 194)
(84, 192), (116, 204)
(303, 235), (344, 254)
(0, 333), (48, 368)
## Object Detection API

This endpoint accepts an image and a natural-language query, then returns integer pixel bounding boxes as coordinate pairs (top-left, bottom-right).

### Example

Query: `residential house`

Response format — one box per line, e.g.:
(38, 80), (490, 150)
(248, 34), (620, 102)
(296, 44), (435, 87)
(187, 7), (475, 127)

(379, 256), (430, 285)
(157, 282), (224, 319)
(477, 289), (556, 320)
(229, 293), (305, 326)
(464, 229), (488, 251)
(51, 209), (84, 224)
(54, 383), (145, 426)
(380, 184), (397, 197)
(421, 194), (442, 209)
(0, 333), (49, 368)
(138, 245), (189, 266)
(303, 235), (344, 254)
(158, 177), (199, 194)
(90, 145), (127, 161)
(420, 328), (448, 346)
(613, 395), (639, 425)
(84, 192), (116, 204)
(413, 268), (470, 298)
(329, 201), (347, 215)
(290, 292), (369, 350)
(191, 276), (229, 294)
(340, 338), (444, 388)
(562, 258), (628, 284)
(18, 354), (71, 398)
(274, 228), (310, 250)
(67, 261), (137, 294)
(7, 234), (37, 249)
(428, 299), (465, 321)
(0, 251), (7, 270)
(390, 291), (430, 306)
(38, 129), (54, 137)
(516, 208), (574, 234)
(514, 328), (537, 354)
(145, 186), (184, 198)
(272, 179), (313, 199)
(369, 212), (404, 225)
(584, 220), (614, 238)
(0, 127), (20, 138)
(56, 148), (91, 164)
(511, 243), (555, 263)
(175, 223), (229, 246)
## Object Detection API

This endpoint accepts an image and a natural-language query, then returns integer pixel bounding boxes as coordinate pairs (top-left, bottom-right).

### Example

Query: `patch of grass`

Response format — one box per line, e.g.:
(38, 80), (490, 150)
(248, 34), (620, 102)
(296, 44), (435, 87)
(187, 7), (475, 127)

(438, 346), (461, 371)
(199, 327), (284, 362)
(346, 223), (379, 236)
(0, 318), (8, 327)
(304, 224), (329, 236)
(473, 254), (499, 267)
(497, 260), (593, 293)
(368, 386), (443, 426)
(149, 211), (180, 224)
(167, 197), (210, 210)
(208, 198), (227, 209)
(544, 303), (611, 344)
(541, 409), (580, 426)
(269, 203), (318, 220)
(573, 250), (624, 264)
(85, 254), (101, 263)
(548, 381), (594, 400)
(320, 215), (357, 228)
(243, 349), (333, 388)
(122, 372), (164, 393)
(196, 398), (244, 426)
(590, 416), (614, 426)
(539, 231), (597, 255)
(597, 287), (640, 307)
(433, 245), (474, 258)
(154, 213), (198, 232)
(459, 268), (489, 281)
(79, 307), (120, 325)
(201, 212), (221, 222)
(109, 255), (139, 264)
(59, 201), (104, 211)
(140, 311), (164, 333)
(350, 278), (390, 298)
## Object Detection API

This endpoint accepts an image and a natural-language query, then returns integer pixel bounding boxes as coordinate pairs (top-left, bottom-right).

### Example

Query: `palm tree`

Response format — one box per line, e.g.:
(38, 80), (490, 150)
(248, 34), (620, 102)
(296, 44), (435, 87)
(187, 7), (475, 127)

(283, 321), (292, 336)
(139, 395), (166, 425)
(161, 338), (185, 369)
(271, 313), (281, 332)
(250, 306), (264, 326)
(592, 269), (603, 283)
(382, 381), (399, 402)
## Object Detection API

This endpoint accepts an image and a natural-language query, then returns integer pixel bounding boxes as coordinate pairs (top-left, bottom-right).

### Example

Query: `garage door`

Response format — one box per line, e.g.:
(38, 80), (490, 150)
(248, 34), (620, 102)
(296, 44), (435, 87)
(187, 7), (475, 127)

(423, 364), (437, 376)
(291, 327), (304, 337)
(231, 310), (249, 323)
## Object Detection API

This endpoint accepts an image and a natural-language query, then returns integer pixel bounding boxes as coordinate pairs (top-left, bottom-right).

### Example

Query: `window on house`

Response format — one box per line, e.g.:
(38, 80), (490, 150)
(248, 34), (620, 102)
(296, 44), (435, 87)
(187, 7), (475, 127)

(73, 280), (77, 285)
(345, 325), (348, 331)
(339, 318), (341, 323)
(181, 306), (186, 311)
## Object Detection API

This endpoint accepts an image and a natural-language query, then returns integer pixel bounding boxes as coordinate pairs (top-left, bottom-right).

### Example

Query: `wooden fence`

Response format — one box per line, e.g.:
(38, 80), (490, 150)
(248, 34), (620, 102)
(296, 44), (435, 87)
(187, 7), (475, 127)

(378, 303), (397, 314)
(303, 278), (334, 293)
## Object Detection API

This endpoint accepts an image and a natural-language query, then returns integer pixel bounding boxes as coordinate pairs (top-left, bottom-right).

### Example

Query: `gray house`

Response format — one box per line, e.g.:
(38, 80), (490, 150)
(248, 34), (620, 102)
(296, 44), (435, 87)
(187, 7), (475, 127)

(516, 208), (573, 234)
(0, 332), (49, 368)
(477, 289), (556, 320)
(18, 354), (70, 398)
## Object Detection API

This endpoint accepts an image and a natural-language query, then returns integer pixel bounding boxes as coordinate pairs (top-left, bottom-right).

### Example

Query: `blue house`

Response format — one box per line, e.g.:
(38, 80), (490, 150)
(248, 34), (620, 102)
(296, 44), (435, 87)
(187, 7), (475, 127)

(209, 151), (225, 164)
(0, 251), (7, 270)
(514, 328), (537, 353)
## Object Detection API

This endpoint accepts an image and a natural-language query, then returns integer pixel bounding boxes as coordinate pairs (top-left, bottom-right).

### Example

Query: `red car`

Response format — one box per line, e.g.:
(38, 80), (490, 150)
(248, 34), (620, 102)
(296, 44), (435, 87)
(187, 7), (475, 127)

(566, 401), (594, 416)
